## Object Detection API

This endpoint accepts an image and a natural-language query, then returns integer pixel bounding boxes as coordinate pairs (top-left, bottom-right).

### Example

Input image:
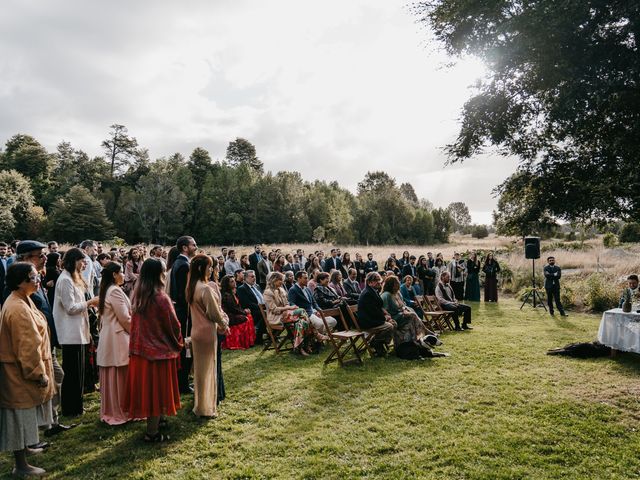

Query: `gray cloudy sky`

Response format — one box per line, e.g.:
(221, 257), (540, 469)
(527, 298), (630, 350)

(1, 0), (519, 224)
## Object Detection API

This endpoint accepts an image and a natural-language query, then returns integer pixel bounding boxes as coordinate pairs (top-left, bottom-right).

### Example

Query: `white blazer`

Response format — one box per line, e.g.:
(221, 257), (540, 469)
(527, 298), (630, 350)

(53, 270), (90, 345)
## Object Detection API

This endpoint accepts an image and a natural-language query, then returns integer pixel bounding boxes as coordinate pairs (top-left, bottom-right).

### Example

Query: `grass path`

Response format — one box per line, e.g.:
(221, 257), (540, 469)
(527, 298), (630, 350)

(3, 299), (640, 479)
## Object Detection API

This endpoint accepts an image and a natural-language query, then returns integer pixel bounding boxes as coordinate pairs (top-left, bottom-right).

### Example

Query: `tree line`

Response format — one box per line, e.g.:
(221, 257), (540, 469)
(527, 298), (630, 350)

(0, 125), (474, 245)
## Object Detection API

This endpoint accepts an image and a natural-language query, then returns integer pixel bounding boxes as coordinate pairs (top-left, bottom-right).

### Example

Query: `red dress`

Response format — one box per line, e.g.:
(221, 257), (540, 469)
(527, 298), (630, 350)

(122, 291), (183, 419)
(220, 293), (256, 350)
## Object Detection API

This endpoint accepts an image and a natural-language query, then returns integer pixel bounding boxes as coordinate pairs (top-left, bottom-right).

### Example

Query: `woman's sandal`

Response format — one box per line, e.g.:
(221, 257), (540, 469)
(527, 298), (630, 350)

(143, 432), (170, 443)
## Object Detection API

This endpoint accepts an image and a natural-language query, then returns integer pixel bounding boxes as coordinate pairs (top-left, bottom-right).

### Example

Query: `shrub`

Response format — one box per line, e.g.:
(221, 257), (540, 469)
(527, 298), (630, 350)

(619, 222), (640, 243)
(583, 274), (619, 312)
(471, 224), (489, 239)
(541, 241), (592, 253)
(565, 231), (577, 241)
(603, 232), (618, 248)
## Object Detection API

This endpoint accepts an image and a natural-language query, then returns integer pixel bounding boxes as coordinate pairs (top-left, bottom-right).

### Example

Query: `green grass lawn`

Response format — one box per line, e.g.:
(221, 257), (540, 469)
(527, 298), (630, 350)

(3, 299), (640, 479)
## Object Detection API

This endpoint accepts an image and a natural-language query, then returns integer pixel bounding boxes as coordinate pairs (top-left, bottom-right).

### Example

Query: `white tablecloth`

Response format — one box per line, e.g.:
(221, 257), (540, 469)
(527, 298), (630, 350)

(597, 308), (640, 353)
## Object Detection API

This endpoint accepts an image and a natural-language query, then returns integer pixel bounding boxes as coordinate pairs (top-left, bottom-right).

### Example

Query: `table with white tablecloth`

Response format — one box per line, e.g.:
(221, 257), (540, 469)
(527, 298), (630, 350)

(597, 308), (640, 354)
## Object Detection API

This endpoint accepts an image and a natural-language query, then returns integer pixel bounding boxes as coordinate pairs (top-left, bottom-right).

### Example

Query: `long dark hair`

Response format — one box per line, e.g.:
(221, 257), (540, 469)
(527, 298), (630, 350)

(127, 247), (141, 274)
(98, 262), (122, 316)
(186, 254), (212, 305)
(220, 275), (234, 295)
(63, 247), (87, 288)
(131, 258), (165, 313)
(166, 246), (179, 270)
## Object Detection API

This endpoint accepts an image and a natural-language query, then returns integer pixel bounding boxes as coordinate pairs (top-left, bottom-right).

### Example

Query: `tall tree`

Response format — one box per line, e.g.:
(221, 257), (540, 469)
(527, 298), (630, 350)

(48, 186), (114, 242)
(101, 124), (139, 177)
(225, 138), (263, 173)
(132, 160), (187, 243)
(446, 202), (472, 231)
(415, 1), (640, 221)
(0, 170), (36, 239)
(2, 134), (53, 206)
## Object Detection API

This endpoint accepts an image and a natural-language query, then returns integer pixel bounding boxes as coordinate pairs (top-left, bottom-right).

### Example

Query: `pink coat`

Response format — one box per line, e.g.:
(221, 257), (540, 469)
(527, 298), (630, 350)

(97, 285), (131, 367)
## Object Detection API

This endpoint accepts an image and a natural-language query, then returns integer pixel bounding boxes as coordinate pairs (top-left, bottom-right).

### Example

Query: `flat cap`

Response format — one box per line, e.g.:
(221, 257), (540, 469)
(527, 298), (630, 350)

(16, 240), (46, 255)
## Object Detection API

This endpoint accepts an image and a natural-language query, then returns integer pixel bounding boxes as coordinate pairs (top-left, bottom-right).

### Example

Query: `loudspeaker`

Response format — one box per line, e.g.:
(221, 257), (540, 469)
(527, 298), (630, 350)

(524, 236), (540, 259)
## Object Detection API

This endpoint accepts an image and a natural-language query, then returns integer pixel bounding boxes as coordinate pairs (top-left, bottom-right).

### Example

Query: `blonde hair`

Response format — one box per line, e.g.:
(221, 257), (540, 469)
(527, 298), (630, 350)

(266, 271), (284, 291)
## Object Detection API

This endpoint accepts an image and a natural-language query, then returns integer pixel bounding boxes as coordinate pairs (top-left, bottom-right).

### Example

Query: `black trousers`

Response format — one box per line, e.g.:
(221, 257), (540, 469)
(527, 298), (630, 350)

(441, 303), (472, 329)
(451, 281), (465, 301)
(176, 307), (193, 394)
(61, 344), (85, 416)
(546, 286), (565, 315)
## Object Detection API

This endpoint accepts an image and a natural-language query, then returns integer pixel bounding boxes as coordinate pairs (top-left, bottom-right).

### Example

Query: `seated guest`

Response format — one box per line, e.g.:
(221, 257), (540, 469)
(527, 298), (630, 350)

(233, 269), (245, 287)
(356, 272), (396, 356)
(307, 268), (320, 293)
(329, 270), (357, 305)
(220, 276), (255, 350)
(400, 275), (425, 319)
(435, 271), (473, 331)
(287, 271), (337, 334)
(324, 249), (342, 273)
(264, 272), (327, 356)
(619, 274), (640, 308)
(237, 270), (266, 345)
(343, 268), (362, 301)
(283, 271), (295, 291)
(273, 255), (286, 273)
(381, 276), (439, 356)
(313, 272), (347, 311)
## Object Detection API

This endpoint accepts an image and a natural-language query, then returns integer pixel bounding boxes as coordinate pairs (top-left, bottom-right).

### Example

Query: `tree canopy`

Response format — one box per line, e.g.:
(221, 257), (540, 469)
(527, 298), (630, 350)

(415, 0), (640, 225)
(0, 128), (454, 245)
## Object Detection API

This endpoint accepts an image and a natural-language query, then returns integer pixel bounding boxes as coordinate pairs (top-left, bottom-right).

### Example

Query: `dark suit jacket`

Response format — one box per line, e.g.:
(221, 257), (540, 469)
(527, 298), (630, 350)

(249, 252), (261, 273)
(324, 256), (342, 273)
(544, 264), (562, 289)
(32, 286), (58, 348)
(170, 255), (190, 333)
(364, 260), (378, 274)
(0, 260), (5, 307)
(343, 279), (361, 300)
(287, 283), (318, 316)
(357, 285), (387, 329)
(401, 263), (417, 278)
(237, 283), (263, 323)
(313, 285), (340, 310)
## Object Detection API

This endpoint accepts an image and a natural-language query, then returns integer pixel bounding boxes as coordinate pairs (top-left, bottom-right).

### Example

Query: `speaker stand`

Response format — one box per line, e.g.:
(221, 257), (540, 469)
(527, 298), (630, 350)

(520, 258), (547, 310)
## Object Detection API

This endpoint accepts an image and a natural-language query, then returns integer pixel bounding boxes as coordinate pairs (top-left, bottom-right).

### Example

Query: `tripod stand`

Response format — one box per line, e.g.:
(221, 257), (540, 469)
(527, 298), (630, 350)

(520, 258), (547, 310)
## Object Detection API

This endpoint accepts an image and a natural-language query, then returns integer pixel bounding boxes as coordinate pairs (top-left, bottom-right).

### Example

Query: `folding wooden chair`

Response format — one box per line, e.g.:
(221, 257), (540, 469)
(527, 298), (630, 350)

(346, 304), (396, 357)
(422, 295), (455, 331)
(258, 304), (295, 354)
(319, 308), (365, 367)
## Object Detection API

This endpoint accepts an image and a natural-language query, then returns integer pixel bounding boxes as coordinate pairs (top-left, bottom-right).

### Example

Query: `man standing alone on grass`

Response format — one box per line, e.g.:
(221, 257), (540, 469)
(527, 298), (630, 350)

(544, 256), (567, 317)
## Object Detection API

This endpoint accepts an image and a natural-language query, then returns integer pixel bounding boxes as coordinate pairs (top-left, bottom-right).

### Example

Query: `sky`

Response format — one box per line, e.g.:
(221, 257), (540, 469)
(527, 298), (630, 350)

(0, 0), (520, 224)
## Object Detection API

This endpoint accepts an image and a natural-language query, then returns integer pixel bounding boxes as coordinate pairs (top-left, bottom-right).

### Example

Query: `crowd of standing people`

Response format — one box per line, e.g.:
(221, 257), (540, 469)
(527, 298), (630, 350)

(0, 238), (504, 476)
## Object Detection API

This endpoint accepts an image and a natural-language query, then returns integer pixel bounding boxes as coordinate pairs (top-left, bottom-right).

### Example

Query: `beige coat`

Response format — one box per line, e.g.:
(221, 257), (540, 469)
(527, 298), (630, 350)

(263, 287), (291, 327)
(190, 281), (227, 343)
(97, 285), (131, 367)
(0, 291), (55, 409)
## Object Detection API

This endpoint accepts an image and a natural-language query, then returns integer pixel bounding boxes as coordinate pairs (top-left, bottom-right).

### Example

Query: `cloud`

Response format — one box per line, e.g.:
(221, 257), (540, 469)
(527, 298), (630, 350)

(0, 0), (518, 223)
